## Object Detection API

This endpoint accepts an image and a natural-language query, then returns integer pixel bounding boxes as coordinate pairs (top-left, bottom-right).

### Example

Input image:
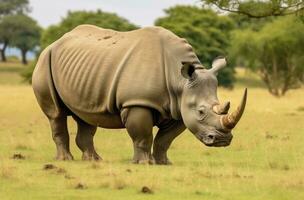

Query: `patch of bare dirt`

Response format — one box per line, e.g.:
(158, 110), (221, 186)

(43, 164), (56, 170)
(75, 183), (87, 190)
(11, 153), (25, 160)
(141, 186), (153, 194)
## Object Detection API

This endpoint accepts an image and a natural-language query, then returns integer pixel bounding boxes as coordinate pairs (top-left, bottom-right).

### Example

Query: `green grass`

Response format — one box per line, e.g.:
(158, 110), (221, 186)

(0, 63), (303, 199)
(0, 62), (24, 85)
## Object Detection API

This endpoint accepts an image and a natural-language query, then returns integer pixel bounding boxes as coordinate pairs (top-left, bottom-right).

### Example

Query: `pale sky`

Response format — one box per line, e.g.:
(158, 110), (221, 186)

(29, 0), (202, 28)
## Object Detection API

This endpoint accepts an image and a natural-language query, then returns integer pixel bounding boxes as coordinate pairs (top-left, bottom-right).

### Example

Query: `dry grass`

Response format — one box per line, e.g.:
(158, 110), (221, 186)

(0, 64), (303, 199)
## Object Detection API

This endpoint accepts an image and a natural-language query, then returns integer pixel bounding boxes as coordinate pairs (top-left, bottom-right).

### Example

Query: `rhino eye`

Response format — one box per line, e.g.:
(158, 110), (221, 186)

(196, 107), (207, 121)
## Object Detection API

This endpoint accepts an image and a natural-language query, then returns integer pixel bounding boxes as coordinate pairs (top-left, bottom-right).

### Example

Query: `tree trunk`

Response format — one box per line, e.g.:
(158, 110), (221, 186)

(21, 49), (27, 65)
(0, 41), (8, 62)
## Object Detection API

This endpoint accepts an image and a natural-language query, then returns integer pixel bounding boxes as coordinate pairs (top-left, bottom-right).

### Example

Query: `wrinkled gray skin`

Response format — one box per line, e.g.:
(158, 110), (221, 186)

(180, 58), (247, 149)
(33, 38), (247, 165)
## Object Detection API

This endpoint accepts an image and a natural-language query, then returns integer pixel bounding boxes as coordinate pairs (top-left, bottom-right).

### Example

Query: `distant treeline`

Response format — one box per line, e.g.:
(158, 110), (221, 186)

(4, 0), (302, 96)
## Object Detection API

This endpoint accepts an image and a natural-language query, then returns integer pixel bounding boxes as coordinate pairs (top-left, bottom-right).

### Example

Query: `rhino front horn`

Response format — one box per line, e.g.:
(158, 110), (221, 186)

(221, 88), (247, 129)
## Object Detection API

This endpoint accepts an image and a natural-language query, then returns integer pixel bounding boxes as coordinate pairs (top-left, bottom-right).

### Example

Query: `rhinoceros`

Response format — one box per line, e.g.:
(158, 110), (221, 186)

(32, 25), (247, 164)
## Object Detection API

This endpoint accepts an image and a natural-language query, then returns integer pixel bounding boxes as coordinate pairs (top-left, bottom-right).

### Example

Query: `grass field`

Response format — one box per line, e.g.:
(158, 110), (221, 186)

(0, 62), (303, 200)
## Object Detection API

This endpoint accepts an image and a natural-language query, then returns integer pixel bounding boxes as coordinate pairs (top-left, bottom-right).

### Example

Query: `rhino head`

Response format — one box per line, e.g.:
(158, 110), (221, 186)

(180, 57), (247, 147)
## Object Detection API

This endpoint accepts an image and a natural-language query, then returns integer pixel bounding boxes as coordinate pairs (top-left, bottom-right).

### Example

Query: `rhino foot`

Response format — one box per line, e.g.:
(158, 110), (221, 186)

(132, 158), (155, 165)
(82, 151), (102, 161)
(55, 152), (74, 161)
(154, 158), (172, 165)
(132, 152), (155, 165)
(153, 153), (172, 165)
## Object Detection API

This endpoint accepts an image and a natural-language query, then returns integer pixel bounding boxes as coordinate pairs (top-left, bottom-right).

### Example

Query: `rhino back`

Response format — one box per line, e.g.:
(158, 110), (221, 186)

(50, 25), (178, 124)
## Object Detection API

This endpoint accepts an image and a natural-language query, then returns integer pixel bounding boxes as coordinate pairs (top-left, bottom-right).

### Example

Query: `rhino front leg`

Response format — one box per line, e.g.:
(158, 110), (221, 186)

(49, 116), (74, 160)
(153, 120), (185, 165)
(123, 107), (154, 164)
(73, 116), (101, 161)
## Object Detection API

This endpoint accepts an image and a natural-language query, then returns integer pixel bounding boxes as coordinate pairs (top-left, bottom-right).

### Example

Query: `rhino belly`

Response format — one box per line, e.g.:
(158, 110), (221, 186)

(68, 108), (124, 128)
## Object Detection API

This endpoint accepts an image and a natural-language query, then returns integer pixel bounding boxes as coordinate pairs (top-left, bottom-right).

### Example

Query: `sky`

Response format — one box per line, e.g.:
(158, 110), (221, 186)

(8, 0), (202, 58)
(29, 0), (202, 28)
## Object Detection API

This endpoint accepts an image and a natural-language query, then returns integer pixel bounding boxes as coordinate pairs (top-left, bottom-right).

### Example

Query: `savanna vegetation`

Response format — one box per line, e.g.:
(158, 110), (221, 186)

(1, 0), (304, 199)
(16, 2), (304, 92)
(1, 61), (304, 200)
(230, 16), (304, 96)
(201, 0), (304, 18)
(0, 0), (40, 64)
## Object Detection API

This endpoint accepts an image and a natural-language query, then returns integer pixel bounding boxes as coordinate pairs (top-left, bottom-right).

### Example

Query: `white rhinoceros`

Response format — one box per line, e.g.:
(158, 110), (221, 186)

(32, 25), (247, 164)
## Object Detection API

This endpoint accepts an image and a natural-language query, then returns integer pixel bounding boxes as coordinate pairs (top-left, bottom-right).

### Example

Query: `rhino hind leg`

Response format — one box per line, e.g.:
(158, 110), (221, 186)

(73, 116), (101, 161)
(123, 107), (154, 164)
(49, 116), (74, 160)
(153, 120), (185, 165)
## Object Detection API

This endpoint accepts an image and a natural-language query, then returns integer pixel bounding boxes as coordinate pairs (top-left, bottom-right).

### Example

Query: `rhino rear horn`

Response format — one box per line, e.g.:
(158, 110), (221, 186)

(213, 101), (230, 114)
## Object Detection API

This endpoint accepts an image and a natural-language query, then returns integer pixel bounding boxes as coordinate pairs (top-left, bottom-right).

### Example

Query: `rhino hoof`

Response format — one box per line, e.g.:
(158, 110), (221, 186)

(133, 159), (155, 165)
(82, 152), (102, 161)
(55, 153), (74, 161)
(154, 159), (172, 165)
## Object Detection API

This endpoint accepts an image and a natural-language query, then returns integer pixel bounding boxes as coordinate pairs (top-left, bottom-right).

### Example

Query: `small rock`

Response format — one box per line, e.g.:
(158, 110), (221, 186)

(75, 183), (86, 189)
(141, 186), (153, 194)
(265, 133), (277, 139)
(12, 153), (25, 160)
(103, 36), (111, 39)
(43, 164), (56, 170)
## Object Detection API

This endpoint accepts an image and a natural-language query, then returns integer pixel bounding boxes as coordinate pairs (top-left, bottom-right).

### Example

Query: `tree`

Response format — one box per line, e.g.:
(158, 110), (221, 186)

(0, 15), (11, 62)
(0, 14), (40, 64)
(0, 0), (29, 16)
(155, 6), (235, 87)
(228, 13), (273, 31)
(9, 14), (41, 65)
(0, 14), (20, 62)
(0, 0), (30, 61)
(41, 10), (138, 48)
(229, 16), (304, 96)
(201, 0), (304, 18)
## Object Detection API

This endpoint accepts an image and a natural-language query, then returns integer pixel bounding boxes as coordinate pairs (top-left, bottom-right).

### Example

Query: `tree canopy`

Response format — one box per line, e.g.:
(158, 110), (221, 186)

(0, 0), (31, 62)
(0, 0), (29, 16)
(201, 0), (304, 18)
(0, 14), (41, 64)
(155, 5), (235, 87)
(41, 10), (138, 48)
(229, 16), (304, 96)
(9, 14), (41, 64)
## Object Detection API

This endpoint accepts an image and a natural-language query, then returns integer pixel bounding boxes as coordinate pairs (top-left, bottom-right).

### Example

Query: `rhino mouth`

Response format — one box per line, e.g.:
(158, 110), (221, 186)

(198, 132), (233, 147)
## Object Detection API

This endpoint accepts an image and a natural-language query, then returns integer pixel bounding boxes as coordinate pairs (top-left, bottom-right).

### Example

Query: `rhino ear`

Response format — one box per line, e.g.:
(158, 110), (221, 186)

(181, 62), (196, 80)
(210, 56), (227, 75)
